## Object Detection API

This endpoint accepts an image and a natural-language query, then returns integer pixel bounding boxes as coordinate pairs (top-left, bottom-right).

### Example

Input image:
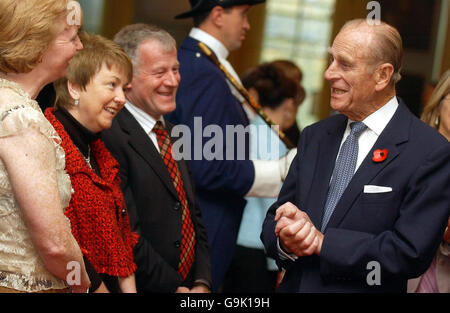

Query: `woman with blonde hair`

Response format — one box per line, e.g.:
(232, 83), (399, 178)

(421, 70), (450, 141)
(0, 0), (90, 292)
(408, 70), (450, 293)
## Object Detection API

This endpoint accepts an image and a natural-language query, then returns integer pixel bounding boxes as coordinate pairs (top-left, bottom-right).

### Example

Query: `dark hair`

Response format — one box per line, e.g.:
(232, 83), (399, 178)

(270, 60), (306, 105)
(271, 60), (303, 83)
(193, 10), (211, 27)
(242, 63), (301, 109)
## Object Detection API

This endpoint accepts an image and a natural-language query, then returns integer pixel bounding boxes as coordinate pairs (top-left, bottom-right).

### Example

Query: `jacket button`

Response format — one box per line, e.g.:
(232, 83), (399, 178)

(174, 240), (180, 248)
(174, 202), (181, 211)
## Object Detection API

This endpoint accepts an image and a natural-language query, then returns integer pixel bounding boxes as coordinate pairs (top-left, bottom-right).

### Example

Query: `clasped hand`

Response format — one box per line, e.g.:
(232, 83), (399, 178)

(176, 284), (210, 293)
(275, 202), (324, 257)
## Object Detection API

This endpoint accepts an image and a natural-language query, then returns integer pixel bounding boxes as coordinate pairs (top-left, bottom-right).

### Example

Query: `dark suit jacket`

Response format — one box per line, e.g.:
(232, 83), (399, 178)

(165, 36), (254, 291)
(261, 99), (450, 292)
(102, 108), (211, 293)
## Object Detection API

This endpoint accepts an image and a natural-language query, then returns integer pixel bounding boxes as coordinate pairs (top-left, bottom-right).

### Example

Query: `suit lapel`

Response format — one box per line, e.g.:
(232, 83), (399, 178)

(117, 108), (178, 199)
(324, 100), (411, 231)
(307, 116), (347, 227)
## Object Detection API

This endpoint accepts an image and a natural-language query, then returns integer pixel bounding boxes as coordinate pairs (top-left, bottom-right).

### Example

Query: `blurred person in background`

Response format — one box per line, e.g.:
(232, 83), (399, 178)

(408, 69), (450, 293)
(168, 0), (298, 292)
(271, 60), (306, 145)
(421, 70), (450, 141)
(223, 62), (304, 292)
(0, 0), (90, 293)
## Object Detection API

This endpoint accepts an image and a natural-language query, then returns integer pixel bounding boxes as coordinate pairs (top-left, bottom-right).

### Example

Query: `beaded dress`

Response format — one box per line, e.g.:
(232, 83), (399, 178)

(0, 78), (72, 292)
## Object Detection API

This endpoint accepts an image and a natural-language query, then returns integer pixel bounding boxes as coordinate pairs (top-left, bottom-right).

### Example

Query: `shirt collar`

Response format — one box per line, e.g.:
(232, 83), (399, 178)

(125, 101), (165, 134)
(347, 96), (398, 136)
(189, 27), (230, 60)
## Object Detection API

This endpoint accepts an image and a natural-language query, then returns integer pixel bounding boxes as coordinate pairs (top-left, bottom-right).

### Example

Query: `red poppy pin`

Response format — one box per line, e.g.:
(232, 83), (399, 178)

(372, 149), (388, 162)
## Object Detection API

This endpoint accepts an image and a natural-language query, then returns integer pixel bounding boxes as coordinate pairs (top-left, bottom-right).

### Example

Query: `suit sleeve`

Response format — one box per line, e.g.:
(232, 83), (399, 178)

(103, 129), (182, 292)
(176, 66), (255, 197)
(185, 160), (212, 287)
(320, 143), (450, 282)
(261, 128), (306, 270)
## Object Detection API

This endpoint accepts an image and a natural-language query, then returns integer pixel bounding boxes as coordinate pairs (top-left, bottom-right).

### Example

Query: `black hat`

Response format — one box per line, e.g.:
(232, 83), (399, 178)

(175, 0), (265, 19)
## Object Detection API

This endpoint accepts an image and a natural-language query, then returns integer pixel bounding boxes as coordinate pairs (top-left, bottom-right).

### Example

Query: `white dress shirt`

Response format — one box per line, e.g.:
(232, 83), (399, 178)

(125, 102), (165, 152)
(338, 96), (399, 172)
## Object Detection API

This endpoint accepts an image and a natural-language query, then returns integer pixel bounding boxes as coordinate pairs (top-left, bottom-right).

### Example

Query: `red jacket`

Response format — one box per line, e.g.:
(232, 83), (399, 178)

(45, 108), (138, 277)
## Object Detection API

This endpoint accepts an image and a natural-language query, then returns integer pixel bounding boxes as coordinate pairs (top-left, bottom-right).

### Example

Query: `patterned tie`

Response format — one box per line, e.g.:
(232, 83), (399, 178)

(153, 121), (196, 281)
(321, 122), (367, 232)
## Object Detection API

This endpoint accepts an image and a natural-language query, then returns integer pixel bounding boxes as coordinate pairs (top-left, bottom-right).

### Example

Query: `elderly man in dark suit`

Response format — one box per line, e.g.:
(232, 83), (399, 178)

(261, 19), (450, 293)
(102, 24), (211, 293)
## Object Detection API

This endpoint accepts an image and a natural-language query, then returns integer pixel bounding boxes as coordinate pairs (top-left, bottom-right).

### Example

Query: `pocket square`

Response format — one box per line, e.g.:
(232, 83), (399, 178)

(364, 185), (393, 193)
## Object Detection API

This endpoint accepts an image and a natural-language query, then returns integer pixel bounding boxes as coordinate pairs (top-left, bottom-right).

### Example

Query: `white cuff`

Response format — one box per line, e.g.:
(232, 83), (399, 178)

(245, 160), (281, 198)
(279, 148), (297, 181)
(277, 237), (298, 262)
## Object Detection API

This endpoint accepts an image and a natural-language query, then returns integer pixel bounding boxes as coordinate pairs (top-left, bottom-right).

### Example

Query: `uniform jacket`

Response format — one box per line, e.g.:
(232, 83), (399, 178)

(102, 108), (211, 293)
(261, 100), (450, 292)
(165, 36), (255, 291)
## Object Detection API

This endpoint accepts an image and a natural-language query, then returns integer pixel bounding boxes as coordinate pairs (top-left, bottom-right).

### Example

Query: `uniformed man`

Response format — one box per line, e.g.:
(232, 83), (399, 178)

(166, 0), (296, 292)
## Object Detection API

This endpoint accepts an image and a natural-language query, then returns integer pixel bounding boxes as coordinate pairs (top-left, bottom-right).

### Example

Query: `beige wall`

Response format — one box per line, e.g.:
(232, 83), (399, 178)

(101, 0), (136, 39)
(134, 0), (192, 47)
(400, 0), (442, 84)
(93, 0), (449, 117)
(441, 1), (450, 76)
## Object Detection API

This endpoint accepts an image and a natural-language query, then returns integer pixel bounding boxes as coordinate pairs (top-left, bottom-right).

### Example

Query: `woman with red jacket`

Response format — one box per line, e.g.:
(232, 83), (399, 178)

(45, 32), (138, 293)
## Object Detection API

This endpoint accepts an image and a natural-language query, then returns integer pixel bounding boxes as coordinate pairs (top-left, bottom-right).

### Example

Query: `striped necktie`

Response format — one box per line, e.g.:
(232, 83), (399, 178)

(153, 121), (196, 281)
(321, 122), (367, 231)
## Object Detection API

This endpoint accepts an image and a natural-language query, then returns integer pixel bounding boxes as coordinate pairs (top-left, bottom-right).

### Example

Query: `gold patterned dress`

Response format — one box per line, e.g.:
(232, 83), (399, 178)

(0, 78), (73, 292)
